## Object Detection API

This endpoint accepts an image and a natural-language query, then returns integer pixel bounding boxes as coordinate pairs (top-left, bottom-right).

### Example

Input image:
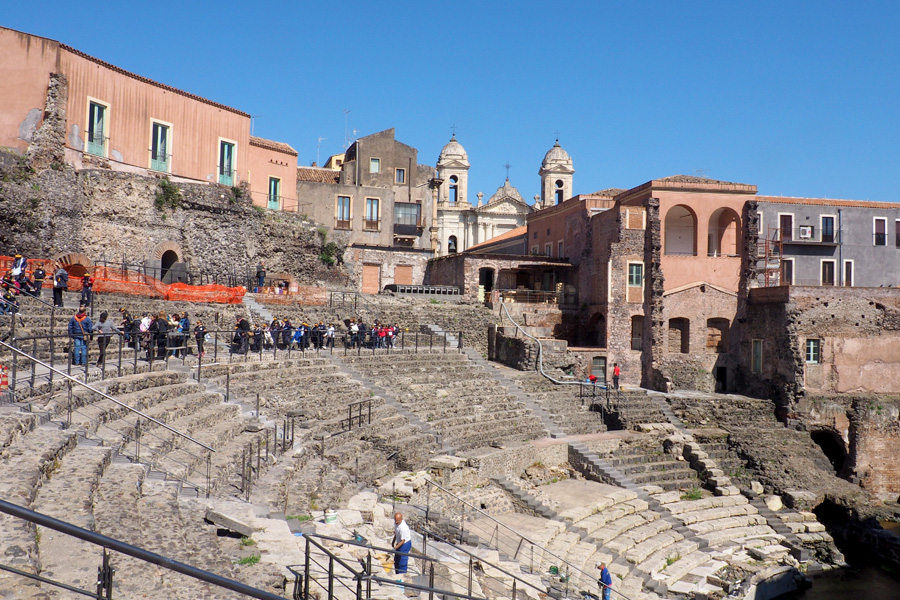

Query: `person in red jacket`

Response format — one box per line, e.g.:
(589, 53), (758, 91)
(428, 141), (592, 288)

(613, 363), (620, 390)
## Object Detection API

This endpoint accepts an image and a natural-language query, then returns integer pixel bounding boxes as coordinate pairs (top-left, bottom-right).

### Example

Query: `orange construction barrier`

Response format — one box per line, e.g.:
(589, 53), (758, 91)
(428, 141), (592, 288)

(0, 366), (8, 392)
(1, 255), (245, 304)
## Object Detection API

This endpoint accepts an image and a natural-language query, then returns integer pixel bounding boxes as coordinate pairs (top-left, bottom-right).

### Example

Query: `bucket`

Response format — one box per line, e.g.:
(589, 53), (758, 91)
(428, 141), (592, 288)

(324, 510), (337, 525)
(549, 565), (559, 575)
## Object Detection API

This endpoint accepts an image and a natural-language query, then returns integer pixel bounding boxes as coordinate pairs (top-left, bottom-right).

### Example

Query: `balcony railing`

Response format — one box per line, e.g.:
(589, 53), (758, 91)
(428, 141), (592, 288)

(393, 220), (423, 236)
(363, 218), (380, 231)
(769, 227), (842, 245)
(335, 219), (351, 230)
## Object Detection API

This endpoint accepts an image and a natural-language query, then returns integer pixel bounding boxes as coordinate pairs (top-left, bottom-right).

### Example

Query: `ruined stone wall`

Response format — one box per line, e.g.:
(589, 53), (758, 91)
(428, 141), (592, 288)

(742, 286), (900, 404)
(0, 152), (348, 287)
(643, 197), (667, 390)
(344, 246), (432, 291)
(847, 399), (900, 500)
(659, 284), (739, 392)
(600, 205), (650, 390)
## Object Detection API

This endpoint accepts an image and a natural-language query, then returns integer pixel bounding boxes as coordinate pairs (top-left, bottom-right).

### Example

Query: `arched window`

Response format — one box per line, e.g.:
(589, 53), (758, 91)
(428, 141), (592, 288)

(555, 179), (564, 204)
(449, 176), (458, 203)
(448, 235), (458, 254)
(664, 205), (697, 255)
(707, 208), (740, 256)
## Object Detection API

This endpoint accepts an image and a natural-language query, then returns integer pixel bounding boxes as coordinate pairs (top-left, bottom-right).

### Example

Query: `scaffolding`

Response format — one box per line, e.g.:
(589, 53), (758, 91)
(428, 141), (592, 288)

(760, 225), (783, 287)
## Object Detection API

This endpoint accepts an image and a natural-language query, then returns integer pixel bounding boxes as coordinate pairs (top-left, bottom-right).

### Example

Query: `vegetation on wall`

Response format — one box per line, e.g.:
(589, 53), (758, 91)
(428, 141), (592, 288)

(154, 177), (182, 211)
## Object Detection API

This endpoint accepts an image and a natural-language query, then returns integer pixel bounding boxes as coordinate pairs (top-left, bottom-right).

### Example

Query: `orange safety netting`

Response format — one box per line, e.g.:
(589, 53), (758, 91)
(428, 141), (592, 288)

(1, 255), (245, 304)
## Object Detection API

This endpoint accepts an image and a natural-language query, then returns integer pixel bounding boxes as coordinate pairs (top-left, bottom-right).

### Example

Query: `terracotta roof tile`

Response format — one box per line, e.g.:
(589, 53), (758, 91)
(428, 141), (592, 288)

(249, 136), (298, 156)
(296, 166), (340, 184)
(467, 226), (527, 251)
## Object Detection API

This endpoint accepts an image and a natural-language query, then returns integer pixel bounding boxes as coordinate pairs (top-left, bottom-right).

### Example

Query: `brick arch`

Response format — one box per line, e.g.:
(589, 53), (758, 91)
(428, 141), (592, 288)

(53, 252), (93, 277)
(151, 241), (183, 263)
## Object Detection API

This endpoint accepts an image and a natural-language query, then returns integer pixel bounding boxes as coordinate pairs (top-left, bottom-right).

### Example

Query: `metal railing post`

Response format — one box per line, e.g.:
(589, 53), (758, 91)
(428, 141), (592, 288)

(304, 537), (311, 600)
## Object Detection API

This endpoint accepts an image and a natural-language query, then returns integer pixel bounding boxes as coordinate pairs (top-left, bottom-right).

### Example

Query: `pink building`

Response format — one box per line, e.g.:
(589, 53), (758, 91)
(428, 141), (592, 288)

(0, 25), (297, 209)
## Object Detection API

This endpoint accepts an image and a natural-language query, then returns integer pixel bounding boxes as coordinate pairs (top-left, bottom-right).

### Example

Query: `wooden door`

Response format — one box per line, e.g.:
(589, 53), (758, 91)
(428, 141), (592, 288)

(362, 263), (381, 294)
(394, 265), (413, 285)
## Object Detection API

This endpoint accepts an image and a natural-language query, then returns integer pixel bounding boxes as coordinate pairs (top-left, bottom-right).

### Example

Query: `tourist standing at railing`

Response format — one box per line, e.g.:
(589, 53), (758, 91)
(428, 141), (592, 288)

(151, 312), (169, 359)
(392, 512), (412, 575)
(597, 562), (612, 600)
(235, 315), (250, 354)
(32, 265), (45, 297)
(68, 307), (93, 366)
(178, 312), (190, 357)
(194, 320), (207, 357)
(11, 254), (27, 280)
(255, 260), (266, 290)
(119, 308), (134, 347)
(281, 319), (294, 348)
(349, 319), (359, 348)
(94, 311), (116, 367)
(80, 273), (94, 307)
(325, 323), (335, 349)
(0, 286), (18, 315)
(53, 264), (68, 307)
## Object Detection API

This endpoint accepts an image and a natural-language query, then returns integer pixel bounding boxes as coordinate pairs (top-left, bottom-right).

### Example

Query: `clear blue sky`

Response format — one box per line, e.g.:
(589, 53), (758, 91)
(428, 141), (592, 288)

(5, 2), (900, 203)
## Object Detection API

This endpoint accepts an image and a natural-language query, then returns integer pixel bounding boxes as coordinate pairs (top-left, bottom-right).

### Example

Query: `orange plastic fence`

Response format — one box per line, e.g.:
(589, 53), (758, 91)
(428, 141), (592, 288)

(1, 255), (245, 304)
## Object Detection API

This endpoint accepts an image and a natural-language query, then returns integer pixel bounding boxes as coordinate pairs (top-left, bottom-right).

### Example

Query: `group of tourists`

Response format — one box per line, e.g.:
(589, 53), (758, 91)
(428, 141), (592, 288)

(231, 316), (337, 354)
(117, 309), (194, 360)
(347, 319), (401, 349)
(1, 253), (97, 310)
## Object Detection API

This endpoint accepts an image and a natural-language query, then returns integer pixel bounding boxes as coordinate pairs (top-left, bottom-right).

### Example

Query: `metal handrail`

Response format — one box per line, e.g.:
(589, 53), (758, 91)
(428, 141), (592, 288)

(0, 499), (285, 600)
(0, 339), (214, 453)
(425, 478), (630, 599)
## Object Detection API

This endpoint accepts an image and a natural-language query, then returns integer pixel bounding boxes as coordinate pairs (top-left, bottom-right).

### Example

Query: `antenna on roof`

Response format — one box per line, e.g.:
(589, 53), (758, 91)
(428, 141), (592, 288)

(251, 115), (262, 136)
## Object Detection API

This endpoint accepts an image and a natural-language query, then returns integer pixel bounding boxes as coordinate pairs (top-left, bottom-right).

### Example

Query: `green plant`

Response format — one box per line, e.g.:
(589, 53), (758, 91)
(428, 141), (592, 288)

(665, 552), (681, 567)
(154, 177), (182, 211)
(680, 487), (702, 501)
(31, 183), (40, 191)
(50, 161), (63, 171)
(319, 241), (339, 267)
(236, 554), (260, 566)
(240, 536), (256, 547)
(253, 205), (265, 214)
(309, 494), (319, 511)
(231, 186), (244, 200)
(429, 298), (440, 304)
(287, 514), (312, 522)
(35, 526), (42, 544)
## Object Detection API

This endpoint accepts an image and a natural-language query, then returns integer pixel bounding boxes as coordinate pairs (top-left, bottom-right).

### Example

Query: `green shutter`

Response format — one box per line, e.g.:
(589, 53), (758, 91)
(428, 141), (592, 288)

(219, 142), (234, 185)
(151, 123), (169, 172)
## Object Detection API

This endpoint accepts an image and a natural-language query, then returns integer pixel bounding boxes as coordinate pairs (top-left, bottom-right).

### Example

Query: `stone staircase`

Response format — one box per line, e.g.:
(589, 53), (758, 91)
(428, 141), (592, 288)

(505, 370), (608, 436)
(338, 351), (547, 453)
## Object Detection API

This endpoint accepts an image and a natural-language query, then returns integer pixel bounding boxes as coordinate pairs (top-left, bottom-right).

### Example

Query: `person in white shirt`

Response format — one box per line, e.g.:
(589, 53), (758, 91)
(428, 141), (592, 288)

(392, 512), (412, 574)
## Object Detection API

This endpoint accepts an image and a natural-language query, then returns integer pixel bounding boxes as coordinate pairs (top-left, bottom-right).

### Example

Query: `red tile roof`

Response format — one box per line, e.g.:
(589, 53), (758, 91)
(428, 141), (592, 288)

(296, 166), (341, 184)
(249, 136), (298, 156)
(467, 226), (527, 251)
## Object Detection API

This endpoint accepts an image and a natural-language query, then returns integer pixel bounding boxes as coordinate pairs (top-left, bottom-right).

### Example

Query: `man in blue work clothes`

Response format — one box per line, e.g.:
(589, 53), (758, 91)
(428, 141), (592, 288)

(597, 562), (612, 600)
(68, 307), (93, 366)
(392, 512), (412, 575)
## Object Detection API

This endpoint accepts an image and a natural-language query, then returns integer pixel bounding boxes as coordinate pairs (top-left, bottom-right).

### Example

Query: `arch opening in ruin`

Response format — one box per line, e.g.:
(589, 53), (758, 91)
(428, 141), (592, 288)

(160, 250), (178, 282)
(810, 429), (848, 473)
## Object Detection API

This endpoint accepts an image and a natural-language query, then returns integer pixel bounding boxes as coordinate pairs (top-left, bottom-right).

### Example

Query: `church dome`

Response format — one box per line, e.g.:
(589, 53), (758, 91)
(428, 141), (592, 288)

(541, 140), (572, 169)
(438, 135), (469, 166)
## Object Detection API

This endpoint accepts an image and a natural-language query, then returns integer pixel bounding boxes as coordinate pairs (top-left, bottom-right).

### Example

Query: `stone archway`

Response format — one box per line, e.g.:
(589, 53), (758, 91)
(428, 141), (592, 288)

(53, 252), (93, 277)
(810, 428), (848, 474)
(150, 241), (185, 283)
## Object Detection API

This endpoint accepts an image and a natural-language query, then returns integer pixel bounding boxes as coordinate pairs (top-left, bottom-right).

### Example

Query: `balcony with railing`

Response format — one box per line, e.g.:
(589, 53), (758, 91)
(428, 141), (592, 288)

(393, 217), (424, 237)
(770, 226), (842, 245)
(335, 218), (351, 230)
(363, 218), (381, 232)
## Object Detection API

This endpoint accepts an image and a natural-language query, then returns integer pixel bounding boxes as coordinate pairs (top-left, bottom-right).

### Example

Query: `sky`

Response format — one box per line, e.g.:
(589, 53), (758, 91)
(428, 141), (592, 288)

(5, 2), (900, 203)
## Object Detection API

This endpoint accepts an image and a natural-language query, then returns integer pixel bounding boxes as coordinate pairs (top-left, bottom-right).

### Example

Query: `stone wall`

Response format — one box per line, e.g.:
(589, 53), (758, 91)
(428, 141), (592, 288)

(0, 152), (349, 287)
(847, 399), (900, 500)
(740, 286), (900, 404)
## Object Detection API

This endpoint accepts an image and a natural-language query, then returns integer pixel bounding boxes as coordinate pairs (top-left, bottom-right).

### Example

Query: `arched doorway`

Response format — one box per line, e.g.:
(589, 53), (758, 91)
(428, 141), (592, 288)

(448, 235), (458, 254)
(160, 250), (178, 282)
